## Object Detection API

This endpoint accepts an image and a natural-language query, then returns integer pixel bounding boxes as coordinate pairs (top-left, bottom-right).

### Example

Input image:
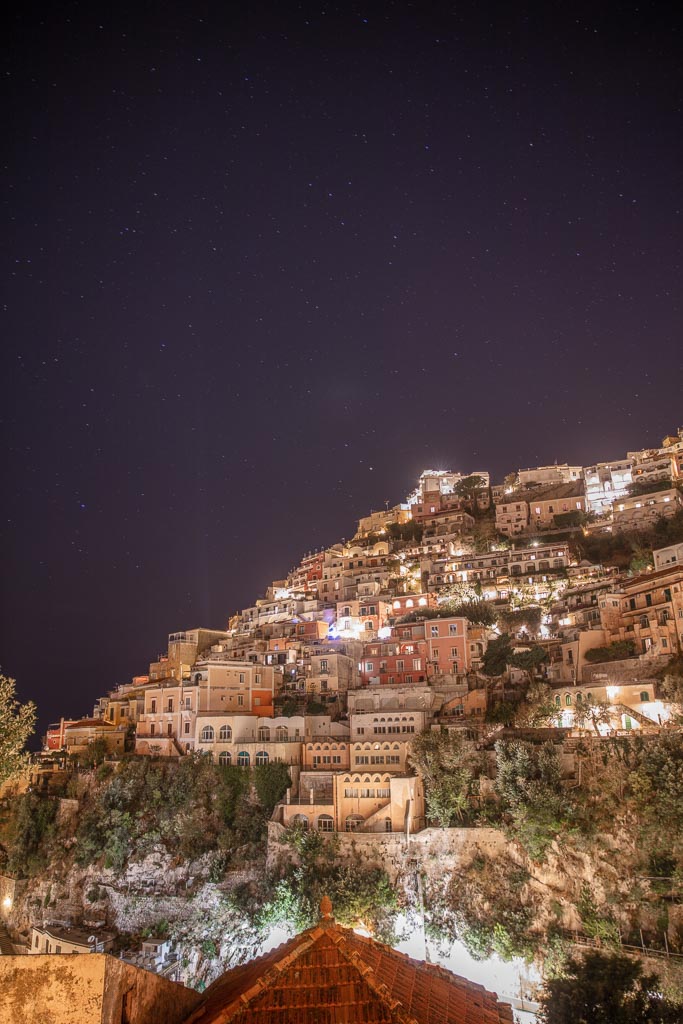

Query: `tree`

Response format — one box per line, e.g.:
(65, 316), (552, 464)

(409, 731), (482, 827)
(0, 673), (36, 786)
(508, 645), (549, 683)
(517, 681), (560, 727)
(454, 475), (486, 503)
(573, 695), (612, 735)
(538, 951), (683, 1023)
(482, 634), (513, 677)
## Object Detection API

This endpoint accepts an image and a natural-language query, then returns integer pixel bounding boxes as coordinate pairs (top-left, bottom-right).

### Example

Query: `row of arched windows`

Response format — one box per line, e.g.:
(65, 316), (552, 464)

(214, 750), (270, 766)
(200, 725), (293, 743)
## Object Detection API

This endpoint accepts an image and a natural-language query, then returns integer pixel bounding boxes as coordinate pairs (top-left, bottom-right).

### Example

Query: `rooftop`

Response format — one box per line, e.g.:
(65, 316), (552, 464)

(187, 898), (513, 1024)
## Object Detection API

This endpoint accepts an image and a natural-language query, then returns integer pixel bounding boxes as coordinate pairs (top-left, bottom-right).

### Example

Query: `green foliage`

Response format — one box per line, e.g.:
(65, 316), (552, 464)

(576, 884), (621, 946)
(386, 520), (424, 543)
(73, 755), (277, 870)
(432, 856), (535, 961)
(552, 510), (585, 529)
(508, 645), (549, 679)
(482, 633), (513, 676)
(409, 731), (482, 827)
(253, 761), (291, 815)
(584, 640), (636, 664)
(495, 740), (569, 860)
(629, 734), (683, 841)
(257, 828), (399, 943)
(6, 794), (58, 877)
(447, 600), (497, 626)
(497, 606), (543, 635)
(538, 951), (683, 1023)
(0, 674), (36, 786)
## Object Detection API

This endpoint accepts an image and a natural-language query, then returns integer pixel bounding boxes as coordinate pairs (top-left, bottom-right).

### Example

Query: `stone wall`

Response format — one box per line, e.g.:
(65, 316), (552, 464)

(267, 821), (509, 884)
(0, 953), (201, 1024)
(582, 656), (667, 685)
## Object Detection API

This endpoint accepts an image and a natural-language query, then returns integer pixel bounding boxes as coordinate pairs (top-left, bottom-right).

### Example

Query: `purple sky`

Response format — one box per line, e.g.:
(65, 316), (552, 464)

(2, 3), (682, 738)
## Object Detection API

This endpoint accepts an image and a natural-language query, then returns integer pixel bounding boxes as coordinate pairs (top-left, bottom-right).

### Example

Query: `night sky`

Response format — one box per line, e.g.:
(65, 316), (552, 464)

(2, 3), (682, 740)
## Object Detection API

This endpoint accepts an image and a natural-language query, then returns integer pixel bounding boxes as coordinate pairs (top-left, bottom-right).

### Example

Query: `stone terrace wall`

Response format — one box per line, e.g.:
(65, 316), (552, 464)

(267, 822), (509, 884)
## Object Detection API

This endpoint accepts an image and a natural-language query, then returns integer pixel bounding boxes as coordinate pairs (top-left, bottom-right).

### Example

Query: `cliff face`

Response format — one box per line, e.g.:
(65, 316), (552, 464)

(2, 744), (683, 996)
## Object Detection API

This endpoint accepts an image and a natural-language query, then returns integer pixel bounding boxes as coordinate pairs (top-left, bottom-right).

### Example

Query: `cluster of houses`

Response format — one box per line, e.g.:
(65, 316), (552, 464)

(43, 429), (683, 838)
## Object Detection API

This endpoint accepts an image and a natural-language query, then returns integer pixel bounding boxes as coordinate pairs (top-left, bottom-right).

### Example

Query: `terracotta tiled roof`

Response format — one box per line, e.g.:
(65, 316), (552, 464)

(186, 906), (513, 1024)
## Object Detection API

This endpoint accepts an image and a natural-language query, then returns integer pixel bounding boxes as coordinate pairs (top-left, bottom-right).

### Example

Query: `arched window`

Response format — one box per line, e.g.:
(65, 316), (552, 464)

(237, 751), (250, 767)
(384, 817), (392, 832)
(258, 726), (270, 741)
(586, 693), (593, 701)
(418, 597), (427, 606)
(565, 694), (572, 706)
(317, 814), (334, 832)
(554, 695), (561, 706)
(576, 692), (583, 703)
(256, 750), (269, 766)
(640, 691), (650, 702)
(406, 599), (414, 608)
(292, 813), (309, 830)
(219, 724), (232, 741)
(200, 725), (215, 742)
(275, 726), (289, 741)
(218, 751), (232, 766)
(345, 815), (364, 832)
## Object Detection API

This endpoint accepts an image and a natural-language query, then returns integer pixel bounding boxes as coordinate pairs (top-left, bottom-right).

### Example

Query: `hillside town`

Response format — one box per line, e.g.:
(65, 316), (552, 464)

(38, 426), (683, 837)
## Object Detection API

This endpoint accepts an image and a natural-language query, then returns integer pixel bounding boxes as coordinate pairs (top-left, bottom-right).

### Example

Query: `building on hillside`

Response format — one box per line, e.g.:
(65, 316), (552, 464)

(507, 542), (571, 577)
(583, 460), (632, 515)
(194, 714), (306, 767)
(360, 638), (429, 686)
(63, 719), (126, 756)
(517, 464), (583, 487)
(29, 925), (114, 955)
(279, 771), (425, 834)
(546, 629), (607, 684)
(302, 737), (351, 771)
(654, 542), (683, 570)
(612, 488), (683, 532)
(628, 447), (678, 486)
(387, 593), (435, 619)
(424, 616), (471, 677)
(355, 503), (411, 537)
(550, 681), (672, 733)
(44, 718), (79, 750)
(495, 499), (529, 536)
(598, 565), (683, 658)
(148, 628), (231, 682)
(496, 484), (585, 535)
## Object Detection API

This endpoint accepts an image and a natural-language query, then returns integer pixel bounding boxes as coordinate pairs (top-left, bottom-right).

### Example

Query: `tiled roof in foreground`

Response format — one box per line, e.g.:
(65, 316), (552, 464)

(186, 898), (513, 1024)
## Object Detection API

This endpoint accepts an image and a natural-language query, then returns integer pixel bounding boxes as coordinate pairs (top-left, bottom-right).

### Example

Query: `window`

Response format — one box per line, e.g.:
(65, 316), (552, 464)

(256, 750), (269, 766)
(640, 691), (650, 702)
(184, 721), (190, 734)
(397, 660), (404, 670)
(320, 659), (328, 673)
(365, 621), (373, 631)
(238, 695), (244, 707)
(237, 751), (250, 767)
(150, 723), (156, 736)
(201, 725), (215, 742)
(365, 662), (374, 672)
(258, 726), (271, 741)
(218, 751), (231, 766)
(219, 724), (232, 741)
(430, 625), (439, 637)
(150, 699), (157, 713)
(345, 815), (363, 832)
(413, 659), (422, 670)
(167, 723), (173, 735)
(167, 699), (173, 713)
(449, 623), (458, 635)
(565, 694), (572, 706)
(318, 814), (334, 832)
